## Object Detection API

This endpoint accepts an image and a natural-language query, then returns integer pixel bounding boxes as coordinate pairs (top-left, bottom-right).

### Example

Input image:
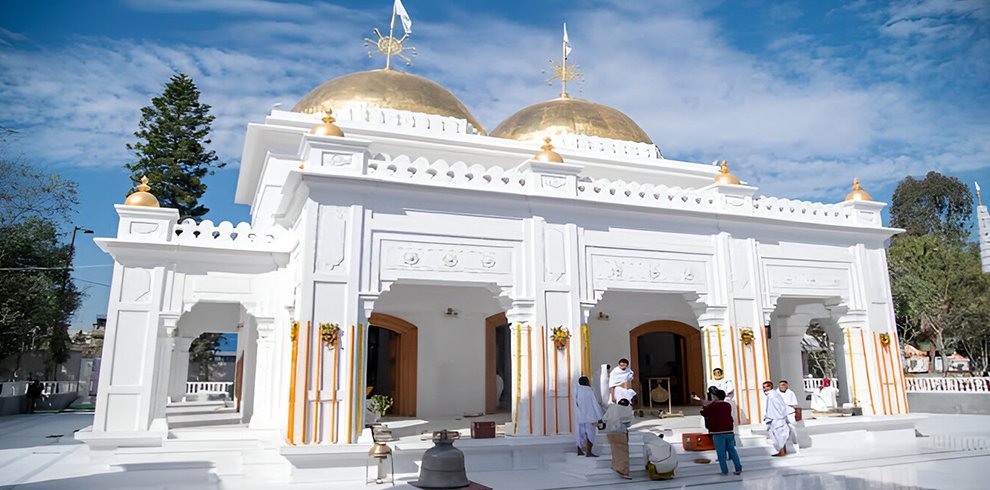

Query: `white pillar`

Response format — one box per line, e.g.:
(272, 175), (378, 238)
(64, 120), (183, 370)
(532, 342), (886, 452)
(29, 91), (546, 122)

(168, 337), (194, 403)
(505, 299), (536, 436)
(249, 317), (277, 429)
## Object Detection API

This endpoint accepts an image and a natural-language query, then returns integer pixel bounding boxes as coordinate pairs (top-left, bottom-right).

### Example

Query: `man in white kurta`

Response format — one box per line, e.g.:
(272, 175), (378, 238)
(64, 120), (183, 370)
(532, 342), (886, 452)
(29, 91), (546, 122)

(574, 376), (604, 457)
(764, 388), (796, 456)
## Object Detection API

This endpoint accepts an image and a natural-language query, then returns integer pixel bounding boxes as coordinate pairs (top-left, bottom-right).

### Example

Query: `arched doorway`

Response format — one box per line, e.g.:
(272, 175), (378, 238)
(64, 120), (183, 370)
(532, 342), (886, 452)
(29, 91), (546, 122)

(629, 321), (703, 407)
(485, 313), (511, 414)
(367, 313), (418, 417)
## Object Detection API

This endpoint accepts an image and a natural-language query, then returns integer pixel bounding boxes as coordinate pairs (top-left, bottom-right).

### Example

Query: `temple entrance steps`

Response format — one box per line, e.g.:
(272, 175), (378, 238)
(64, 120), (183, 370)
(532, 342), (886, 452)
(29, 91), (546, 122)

(555, 430), (776, 481)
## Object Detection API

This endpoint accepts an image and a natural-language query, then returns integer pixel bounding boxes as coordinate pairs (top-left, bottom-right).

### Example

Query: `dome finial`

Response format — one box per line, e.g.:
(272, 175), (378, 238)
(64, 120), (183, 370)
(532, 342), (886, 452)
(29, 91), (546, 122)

(310, 106), (344, 137)
(534, 136), (564, 163)
(845, 177), (873, 201)
(546, 23), (582, 98)
(714, 160), (741, 185)
(123, 176), (161, 207)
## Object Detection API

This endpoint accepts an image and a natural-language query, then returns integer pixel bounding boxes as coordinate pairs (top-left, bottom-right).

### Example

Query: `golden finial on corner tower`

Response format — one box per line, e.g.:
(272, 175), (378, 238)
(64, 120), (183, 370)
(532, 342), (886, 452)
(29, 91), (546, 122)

(123, 176), (160, 207)
(310, 107), (344, 137)
(534, 136), (564, 163)
(714, 160), (741, 185)
(845, 177), (873, 202)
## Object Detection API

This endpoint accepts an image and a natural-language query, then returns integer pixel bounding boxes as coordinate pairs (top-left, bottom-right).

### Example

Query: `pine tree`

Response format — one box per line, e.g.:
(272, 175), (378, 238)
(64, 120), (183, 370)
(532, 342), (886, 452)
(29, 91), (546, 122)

(125, 73), (224, 220)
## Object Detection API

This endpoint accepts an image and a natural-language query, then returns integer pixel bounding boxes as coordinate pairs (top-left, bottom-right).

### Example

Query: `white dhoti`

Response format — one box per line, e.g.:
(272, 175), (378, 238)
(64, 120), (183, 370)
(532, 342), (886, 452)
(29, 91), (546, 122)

(766, 419), (796, 451)
(764, 389), (797, 452)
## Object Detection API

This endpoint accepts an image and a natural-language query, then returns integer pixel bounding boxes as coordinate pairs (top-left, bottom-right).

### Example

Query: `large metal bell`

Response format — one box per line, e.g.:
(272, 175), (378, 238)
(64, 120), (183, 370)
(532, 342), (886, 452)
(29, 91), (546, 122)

(412, 430), (469, 489)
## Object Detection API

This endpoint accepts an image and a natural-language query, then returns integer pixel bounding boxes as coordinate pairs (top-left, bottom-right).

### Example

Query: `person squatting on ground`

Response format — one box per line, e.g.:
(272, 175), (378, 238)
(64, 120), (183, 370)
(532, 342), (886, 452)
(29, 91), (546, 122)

(700, 388), (742, 476)
(602, 398), (634, 480)
(573, 376), (604, 457)
(643, 430), (678, 480)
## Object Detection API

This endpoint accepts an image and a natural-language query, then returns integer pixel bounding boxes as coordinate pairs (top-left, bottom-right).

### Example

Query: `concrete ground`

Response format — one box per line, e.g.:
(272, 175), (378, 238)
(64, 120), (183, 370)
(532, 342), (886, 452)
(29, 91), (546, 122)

(1, 412), (988, 489)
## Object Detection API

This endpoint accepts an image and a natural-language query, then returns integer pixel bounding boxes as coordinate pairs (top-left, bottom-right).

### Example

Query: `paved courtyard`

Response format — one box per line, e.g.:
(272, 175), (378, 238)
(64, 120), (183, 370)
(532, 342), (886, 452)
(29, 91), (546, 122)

(0, 412), (988, 489)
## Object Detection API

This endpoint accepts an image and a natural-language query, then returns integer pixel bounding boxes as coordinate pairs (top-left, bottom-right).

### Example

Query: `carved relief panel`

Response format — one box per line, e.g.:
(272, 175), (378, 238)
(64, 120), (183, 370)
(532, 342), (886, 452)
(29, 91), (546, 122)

(378, 237), (515, 286)
(587, 248), (712, 294)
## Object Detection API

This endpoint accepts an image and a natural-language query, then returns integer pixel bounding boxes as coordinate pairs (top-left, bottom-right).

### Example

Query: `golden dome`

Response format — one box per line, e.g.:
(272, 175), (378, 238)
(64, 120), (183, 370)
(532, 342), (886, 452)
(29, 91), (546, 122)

(533, 137), (564, 163)
(310, 108), (344, 137)
(714, 161), (741, 185)
(490, 97), (652, 144)
(124, 176), (160, 207)
(292, 69), (486, 134)
(845, 178), (873, 201)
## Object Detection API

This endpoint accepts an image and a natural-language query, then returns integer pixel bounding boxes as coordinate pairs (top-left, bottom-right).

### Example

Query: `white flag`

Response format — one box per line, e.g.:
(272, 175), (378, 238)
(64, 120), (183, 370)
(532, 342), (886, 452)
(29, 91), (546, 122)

(563, 22), (571, 58)
(394, 0), (412, 35)
(977, 182), (982, 193)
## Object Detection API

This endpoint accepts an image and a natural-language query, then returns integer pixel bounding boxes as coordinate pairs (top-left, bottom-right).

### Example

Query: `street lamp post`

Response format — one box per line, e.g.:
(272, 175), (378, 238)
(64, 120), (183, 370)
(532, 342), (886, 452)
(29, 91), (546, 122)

(52, 226), (93, 379)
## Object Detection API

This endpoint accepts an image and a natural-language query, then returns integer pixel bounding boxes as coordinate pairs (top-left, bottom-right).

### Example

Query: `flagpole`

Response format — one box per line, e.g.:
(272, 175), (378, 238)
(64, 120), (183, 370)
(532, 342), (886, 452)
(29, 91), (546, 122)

(386, 3), (397, 70)
(561, 24), (567, 97)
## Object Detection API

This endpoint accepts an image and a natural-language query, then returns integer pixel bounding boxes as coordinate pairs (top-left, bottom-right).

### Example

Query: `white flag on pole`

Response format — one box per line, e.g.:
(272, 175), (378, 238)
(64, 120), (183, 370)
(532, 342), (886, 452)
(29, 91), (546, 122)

(563, 22), (571, 58)
(394, 0), (412, 35)
(977, 182), (982, 194)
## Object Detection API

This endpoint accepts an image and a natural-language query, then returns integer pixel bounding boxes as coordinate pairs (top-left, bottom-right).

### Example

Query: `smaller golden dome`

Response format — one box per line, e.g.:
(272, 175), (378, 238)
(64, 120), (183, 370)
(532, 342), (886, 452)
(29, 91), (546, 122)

(124, 176), (160, 207)
(845, 178), (873, 201)
(714, 161), (741, 185)
(310, 108), (344, 137)
(533, 137), (564, 163)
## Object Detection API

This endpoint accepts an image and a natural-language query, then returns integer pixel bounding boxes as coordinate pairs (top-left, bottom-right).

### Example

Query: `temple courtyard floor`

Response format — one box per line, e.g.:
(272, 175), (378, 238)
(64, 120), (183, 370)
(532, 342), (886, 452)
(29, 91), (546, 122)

(1, 410), (988, 489)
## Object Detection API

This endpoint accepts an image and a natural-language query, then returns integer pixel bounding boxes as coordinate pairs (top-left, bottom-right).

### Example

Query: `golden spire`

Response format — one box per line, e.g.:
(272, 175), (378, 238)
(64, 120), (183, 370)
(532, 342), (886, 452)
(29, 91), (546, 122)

(363, 4), (416, 70)
(714, 160), (741, 185)
(533, 137), (564, 163)
(545, 23), (582, 98)
(123, 176), (160, 207)
(845, 177), (873, 201)
(309, 107), (344, 137)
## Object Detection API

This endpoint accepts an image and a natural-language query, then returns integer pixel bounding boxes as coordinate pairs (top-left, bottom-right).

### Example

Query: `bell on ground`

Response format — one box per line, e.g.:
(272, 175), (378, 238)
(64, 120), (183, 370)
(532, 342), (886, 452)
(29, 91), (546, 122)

(411, 430), (469, 489)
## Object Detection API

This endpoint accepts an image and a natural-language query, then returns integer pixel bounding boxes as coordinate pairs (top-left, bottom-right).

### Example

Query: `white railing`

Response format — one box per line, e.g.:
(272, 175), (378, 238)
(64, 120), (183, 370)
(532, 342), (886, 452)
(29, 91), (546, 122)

(905, 377), (990, 393)
(804, 378), (840, 391)
(186, 381), (234, 398)
(0, 380), (79, 397)
(173, 219), (285, 251)
(362, 154), (872, 228)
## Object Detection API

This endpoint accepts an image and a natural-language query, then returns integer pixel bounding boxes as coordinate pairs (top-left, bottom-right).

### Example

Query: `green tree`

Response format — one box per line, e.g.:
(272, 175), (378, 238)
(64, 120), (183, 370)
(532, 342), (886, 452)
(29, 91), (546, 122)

(888, 234), (984, 373)
(889, 171), (973, 241)
(125, 73), (224, 221)
(189, 333), (224, 381)
(0, 132), (82, 378)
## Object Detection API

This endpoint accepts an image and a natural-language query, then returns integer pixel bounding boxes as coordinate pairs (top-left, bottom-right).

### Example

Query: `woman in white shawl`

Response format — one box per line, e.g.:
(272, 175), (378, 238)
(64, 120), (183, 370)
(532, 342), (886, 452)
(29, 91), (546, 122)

(764, 388), (796, 456)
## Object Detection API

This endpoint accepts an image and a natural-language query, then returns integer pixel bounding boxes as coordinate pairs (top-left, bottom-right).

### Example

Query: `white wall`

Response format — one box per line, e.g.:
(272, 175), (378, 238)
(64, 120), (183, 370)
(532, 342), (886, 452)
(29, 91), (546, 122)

(373, 284), (502, 417)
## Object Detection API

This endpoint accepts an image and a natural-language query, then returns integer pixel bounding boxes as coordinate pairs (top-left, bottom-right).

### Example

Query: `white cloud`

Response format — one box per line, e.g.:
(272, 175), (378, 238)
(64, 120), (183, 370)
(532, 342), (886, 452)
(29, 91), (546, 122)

(0, 0), (986, 202)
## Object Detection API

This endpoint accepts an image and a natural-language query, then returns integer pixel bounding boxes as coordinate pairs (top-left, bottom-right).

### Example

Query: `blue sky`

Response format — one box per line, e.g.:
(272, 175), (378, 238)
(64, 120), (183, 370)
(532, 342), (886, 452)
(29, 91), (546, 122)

(1, 0), (987, 331)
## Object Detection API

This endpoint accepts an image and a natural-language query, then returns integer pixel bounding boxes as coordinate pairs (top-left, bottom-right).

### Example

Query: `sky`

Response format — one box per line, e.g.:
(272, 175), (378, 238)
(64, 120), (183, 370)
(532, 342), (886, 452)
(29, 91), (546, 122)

(0, 0), (988, 331)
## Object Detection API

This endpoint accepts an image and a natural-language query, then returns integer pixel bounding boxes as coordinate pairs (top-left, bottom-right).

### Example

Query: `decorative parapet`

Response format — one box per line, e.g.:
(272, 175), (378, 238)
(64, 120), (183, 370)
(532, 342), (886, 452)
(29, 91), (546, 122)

(333, 103), (483, 136)
(557, 133), (663, 160)
(173, 219), (287, 251)
(355, 154), (885, 229)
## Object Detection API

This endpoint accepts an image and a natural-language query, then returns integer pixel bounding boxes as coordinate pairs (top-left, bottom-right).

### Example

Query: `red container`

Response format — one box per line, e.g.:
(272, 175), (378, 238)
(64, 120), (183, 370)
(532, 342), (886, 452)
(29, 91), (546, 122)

(682, 432), (715, 451)
(471, 421), (496, 439)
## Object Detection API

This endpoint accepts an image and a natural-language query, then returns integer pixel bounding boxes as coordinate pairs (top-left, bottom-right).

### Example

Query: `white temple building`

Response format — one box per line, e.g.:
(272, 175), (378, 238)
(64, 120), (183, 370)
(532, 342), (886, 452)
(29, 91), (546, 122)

(77, 32), (912, 481)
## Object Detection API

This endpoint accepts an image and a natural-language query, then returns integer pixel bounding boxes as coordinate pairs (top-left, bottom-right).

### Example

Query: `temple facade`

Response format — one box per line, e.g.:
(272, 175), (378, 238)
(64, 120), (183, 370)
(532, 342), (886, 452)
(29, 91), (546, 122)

(79, 64), (909, 453)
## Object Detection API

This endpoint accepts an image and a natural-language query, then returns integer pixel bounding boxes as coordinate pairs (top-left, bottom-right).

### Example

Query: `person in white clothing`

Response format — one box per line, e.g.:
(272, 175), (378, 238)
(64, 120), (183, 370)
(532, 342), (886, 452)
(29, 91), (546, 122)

(608, 358), (634, 404)
(574, 376), (604, 457)
(811, 378), (838, 412)
(709, 368), (735, 402)
(777, 380), (799, 424)
(764, 388), (797, 457)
